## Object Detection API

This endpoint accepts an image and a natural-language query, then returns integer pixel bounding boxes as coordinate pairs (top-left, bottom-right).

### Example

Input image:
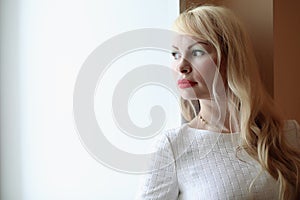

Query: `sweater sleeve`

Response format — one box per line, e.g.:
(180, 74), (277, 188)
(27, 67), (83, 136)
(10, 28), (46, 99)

(135, 131), (179, 200)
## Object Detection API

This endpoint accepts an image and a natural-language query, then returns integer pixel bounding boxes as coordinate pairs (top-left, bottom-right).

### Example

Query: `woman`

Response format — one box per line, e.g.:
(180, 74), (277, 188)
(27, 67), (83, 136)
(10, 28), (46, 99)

(136, 5), (300, 200)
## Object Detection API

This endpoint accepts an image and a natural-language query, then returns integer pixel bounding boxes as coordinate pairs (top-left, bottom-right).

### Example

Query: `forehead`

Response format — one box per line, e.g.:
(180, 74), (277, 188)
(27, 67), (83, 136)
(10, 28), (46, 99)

(171, 33), (208, 48)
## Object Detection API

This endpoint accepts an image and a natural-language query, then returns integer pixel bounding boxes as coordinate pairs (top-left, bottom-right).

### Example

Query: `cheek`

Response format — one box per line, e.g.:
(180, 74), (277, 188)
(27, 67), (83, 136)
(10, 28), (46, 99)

(192, 57), (218, 85)
(194, 57), (226, 96)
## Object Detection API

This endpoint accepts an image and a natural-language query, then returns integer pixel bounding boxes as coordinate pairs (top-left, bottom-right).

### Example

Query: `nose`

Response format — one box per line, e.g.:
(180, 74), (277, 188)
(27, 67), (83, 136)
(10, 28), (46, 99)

(177, 58), (192, 74)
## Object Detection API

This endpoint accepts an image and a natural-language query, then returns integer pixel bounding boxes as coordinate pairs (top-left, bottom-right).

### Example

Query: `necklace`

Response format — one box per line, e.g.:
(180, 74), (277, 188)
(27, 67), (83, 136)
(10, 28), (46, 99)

(199, 115), (208, 125)
(198, 114), (225, 132)
(198, 114), (216, 128)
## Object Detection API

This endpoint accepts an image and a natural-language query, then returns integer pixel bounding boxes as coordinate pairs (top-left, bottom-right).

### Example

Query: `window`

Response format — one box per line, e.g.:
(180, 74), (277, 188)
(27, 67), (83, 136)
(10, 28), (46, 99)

(0, 0), (180, 199)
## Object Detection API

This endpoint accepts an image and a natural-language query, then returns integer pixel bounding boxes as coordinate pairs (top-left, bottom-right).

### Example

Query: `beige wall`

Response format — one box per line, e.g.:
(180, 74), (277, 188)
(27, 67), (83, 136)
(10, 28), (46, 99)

(181, 0), (300, 122)
(274, 0), (300, 122)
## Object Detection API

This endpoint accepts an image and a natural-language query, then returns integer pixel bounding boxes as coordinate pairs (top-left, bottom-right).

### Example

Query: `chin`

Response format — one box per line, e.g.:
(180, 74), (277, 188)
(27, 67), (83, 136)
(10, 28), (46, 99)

(180, 93), (199, 100)
(180, 92), (212, 100)
(178, 88), (200, 100)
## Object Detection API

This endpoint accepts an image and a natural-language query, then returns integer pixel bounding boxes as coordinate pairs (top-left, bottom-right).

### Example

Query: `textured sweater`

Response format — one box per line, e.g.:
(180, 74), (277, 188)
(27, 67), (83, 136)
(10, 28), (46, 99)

(135, 120), (300, 200)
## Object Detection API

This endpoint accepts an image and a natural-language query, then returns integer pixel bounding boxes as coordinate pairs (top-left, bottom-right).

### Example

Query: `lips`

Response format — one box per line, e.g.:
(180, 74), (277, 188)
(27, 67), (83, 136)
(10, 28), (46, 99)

(177, 79), (197, 89)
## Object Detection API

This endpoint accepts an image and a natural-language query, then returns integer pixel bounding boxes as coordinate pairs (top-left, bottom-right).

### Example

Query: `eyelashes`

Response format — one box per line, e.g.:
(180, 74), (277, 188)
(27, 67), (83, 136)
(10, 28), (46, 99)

(171, 49), (206, 60)
(171, 51), (181, 60)
(192, 49), (205, 56)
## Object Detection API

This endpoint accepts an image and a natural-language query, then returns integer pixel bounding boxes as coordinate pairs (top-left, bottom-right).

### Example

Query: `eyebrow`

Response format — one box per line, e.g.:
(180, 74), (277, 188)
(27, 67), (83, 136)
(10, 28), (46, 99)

(172, 41), (209, 50)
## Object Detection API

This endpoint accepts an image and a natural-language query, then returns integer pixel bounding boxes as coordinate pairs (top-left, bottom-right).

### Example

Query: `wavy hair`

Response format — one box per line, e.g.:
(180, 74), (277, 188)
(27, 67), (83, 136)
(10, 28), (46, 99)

(173, 5), (300, 199)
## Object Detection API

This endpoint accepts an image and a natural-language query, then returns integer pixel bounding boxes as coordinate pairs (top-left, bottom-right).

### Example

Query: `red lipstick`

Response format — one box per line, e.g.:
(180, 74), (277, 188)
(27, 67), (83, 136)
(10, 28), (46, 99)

(177, 79), (197, 89)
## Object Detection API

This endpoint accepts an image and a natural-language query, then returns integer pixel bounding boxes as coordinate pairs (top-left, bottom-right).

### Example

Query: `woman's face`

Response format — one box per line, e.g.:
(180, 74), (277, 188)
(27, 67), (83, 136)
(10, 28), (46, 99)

(171, 34), (223, 100)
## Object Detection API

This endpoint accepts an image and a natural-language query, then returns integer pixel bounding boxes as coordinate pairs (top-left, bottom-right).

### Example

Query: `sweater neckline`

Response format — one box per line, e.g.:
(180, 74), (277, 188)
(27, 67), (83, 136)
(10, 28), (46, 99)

(183, 123), (240, 135)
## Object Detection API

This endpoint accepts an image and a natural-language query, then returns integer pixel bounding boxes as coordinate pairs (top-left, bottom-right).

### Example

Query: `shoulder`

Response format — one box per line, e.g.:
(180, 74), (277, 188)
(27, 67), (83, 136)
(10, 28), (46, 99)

(160, 123), (197, 156)
(162, 123), (191, 144)
(283, 120), (300, 148)
(142, 125), (189, 173)
(149, 125), (185, 152)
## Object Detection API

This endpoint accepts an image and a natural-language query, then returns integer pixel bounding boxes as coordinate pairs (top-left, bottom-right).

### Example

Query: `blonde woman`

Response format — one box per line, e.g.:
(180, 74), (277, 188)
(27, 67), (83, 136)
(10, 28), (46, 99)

(136, 5), (300, 200)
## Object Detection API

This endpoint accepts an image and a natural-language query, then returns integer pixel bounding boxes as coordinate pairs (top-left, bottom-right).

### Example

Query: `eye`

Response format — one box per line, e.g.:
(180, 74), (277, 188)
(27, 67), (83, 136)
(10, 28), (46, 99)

(171, 51), (181, 60)
(192, 49), (205, 57)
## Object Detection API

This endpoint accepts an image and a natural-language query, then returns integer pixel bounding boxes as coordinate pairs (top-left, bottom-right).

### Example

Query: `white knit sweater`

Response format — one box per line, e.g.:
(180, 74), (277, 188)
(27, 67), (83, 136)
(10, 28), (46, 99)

(135, 120), (300, 200)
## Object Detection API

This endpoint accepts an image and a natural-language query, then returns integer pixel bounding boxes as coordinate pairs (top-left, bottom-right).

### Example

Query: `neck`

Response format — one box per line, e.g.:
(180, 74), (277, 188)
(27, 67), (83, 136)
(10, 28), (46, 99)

(189, 99), (236, 133)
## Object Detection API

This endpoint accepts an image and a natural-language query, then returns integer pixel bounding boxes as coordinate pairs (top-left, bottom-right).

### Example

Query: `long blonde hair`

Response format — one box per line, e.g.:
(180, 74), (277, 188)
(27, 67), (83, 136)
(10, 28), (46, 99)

(173, 5), (300, 199)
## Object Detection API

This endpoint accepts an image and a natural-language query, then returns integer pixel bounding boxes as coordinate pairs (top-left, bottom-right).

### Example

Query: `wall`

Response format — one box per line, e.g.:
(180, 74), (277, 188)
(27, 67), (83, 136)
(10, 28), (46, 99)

(274, 0), (300, 122)
(0, 0), (22, 199)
